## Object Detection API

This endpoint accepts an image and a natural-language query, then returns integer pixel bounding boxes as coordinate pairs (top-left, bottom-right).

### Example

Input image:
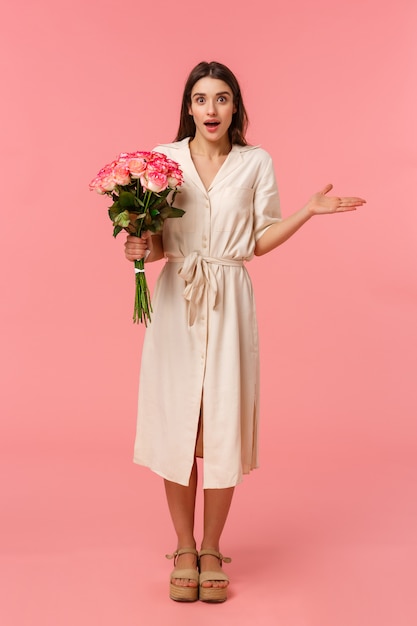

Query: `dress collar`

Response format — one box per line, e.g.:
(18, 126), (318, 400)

(166, 137), (258, 193)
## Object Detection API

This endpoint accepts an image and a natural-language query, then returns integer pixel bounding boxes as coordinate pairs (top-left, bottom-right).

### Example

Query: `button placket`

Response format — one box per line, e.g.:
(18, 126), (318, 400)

(202, 195), (211, 252)
(198, 287), (209, 366)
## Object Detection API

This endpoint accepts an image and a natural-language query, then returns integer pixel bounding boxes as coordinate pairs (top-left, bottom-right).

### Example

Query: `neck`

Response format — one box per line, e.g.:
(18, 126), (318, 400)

(189, 134), (231, 158)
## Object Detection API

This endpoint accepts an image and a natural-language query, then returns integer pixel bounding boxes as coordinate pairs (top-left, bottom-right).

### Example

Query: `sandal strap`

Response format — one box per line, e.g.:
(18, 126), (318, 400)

(198, 549), (232, 564)
(170, 568), (199, 583)
(165, 547), (198, 566)
(199, 570), (229, 584)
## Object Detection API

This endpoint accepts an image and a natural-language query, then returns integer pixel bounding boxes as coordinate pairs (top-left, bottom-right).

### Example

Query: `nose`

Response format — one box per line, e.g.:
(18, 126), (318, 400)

(206, 99), (217, 115)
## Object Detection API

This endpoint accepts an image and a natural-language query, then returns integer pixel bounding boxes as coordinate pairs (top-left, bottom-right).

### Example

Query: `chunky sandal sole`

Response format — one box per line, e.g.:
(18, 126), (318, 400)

(199, 584), (228, 603)
(198, 549), (232, 603)
(169, 582), (198, 602)
(166, 548), (199, 602)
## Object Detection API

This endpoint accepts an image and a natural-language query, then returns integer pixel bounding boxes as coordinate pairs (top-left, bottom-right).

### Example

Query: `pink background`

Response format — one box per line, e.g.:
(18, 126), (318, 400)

(1, 0), (416, 624)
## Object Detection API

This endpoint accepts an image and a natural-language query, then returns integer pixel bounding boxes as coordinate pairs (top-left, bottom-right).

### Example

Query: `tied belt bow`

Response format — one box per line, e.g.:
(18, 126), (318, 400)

(168, 252), (244, 326)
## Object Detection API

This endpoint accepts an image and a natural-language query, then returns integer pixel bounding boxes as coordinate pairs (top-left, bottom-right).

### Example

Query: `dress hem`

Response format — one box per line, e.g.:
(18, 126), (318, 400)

(133, 456), (258, 489)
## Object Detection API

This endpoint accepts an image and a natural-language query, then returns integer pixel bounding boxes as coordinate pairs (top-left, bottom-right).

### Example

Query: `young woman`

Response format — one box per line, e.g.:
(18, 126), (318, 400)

(124, 61), (365, 603)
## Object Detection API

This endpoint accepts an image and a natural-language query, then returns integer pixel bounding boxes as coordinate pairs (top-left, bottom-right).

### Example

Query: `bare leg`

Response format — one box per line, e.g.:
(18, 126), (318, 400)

(200, 487), (234, 588)
(164, 459), (198, 587)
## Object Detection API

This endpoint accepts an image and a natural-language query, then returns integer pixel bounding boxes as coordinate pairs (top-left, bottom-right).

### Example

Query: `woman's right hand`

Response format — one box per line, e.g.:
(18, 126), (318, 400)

(124, 232), (153, 262)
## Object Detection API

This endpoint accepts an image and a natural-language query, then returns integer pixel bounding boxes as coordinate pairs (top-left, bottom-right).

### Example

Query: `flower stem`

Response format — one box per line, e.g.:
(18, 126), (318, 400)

(132, 186), (153, 324)
(133, 258), (152, 325)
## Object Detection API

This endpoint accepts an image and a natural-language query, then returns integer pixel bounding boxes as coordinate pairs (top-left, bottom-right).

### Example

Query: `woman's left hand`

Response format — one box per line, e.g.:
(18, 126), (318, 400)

(307, 183), (366, 215)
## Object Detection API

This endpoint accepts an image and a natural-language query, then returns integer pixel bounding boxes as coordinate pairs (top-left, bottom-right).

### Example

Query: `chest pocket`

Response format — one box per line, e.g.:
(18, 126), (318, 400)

(214, 187), (254, 232)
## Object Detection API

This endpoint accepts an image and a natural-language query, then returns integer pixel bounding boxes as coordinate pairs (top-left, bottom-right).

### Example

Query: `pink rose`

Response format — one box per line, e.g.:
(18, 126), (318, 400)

(102, 160), (118, 172)
(141, 170), (168, 193)
(112, 163), (131, 186)
(128, 157), (148, 178)
(89, 172), (116, 193)
(132, 150), (152, 160)
(150, 151), (167, 161)
(99, 175), (117, 192)
(149, 158), (169, 174)
(167, 168), (183, 188)
(100, 174), (117, 192)
(89, 175), (106, 194)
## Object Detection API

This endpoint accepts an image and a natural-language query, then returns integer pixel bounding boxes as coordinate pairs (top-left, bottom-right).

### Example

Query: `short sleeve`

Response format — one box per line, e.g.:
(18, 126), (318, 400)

(253, 152), (282, 242)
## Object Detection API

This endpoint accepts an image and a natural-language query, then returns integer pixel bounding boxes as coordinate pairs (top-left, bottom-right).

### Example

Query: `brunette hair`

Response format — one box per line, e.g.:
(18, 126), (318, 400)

(174, 61), (248, 146)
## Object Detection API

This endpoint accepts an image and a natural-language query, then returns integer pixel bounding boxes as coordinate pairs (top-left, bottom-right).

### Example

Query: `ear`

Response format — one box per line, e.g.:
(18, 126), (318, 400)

(188, 105), (193, 116)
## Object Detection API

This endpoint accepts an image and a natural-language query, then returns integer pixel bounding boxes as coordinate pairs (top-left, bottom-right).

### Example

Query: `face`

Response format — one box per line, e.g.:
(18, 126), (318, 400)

(188, 77), (236, 144)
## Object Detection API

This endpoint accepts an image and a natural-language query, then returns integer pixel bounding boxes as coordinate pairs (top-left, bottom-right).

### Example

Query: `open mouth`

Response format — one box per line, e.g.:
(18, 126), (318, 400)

(204, 121), (220, 128)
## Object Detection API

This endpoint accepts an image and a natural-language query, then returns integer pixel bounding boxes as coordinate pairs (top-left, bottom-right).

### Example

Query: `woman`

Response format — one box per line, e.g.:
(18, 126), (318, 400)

(124, 61), (365, 603)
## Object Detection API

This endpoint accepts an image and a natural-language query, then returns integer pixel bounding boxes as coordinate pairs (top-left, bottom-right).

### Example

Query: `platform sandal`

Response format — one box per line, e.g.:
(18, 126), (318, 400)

(198, 549), (232, 603)
(165, 548), (199, 602)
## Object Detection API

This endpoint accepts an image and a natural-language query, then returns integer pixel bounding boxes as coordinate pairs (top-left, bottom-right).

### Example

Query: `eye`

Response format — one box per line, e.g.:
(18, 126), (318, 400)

(196, 97), (205, 104)
(218, 96), (226, 103)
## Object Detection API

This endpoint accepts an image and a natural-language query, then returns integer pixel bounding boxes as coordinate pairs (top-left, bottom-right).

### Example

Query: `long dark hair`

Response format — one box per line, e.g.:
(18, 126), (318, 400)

(174, 61), (248, 146)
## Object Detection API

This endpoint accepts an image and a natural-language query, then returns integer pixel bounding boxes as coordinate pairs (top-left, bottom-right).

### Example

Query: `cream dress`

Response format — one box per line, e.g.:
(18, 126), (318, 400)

(133, 137), (281, 488)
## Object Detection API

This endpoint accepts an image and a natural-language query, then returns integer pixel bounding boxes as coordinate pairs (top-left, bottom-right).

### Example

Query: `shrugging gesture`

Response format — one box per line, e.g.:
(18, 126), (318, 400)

(309, 183), (366, 214)
(104, 59), (367, 604)
(254, 183), (366, 256)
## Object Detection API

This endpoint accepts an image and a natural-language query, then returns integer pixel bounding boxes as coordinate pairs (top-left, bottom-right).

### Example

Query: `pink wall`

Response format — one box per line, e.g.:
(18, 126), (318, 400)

(1, 0), (416, 624)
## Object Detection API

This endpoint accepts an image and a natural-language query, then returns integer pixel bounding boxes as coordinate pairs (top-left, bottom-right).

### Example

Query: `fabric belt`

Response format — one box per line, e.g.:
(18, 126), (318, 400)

(167, 251), (244, 326)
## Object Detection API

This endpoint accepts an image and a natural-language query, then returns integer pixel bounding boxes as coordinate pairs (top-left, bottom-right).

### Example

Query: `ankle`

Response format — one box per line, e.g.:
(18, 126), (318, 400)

(176, 537), (196, 550)
(200, 543), (220, 552)
(200, 536), (220, 549)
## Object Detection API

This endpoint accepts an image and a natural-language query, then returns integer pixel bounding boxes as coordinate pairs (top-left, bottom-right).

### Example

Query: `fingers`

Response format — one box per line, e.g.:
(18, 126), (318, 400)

(336, 206), (357, 213)
(320, 183), (333, 195)
(124, 233), (150, 261)
(126, 233), (149, 243)
(334, 196), (366, 213)
(318, 183), (366, 205)
(125, 247), (148, 261)
(309, 190), (366, 215)
(337, 197), (367, 210)
(340, 197), (367, 205)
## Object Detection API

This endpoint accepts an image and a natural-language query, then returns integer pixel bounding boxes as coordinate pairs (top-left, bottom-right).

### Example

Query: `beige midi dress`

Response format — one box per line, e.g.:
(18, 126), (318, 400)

(133, 137), (281, 488)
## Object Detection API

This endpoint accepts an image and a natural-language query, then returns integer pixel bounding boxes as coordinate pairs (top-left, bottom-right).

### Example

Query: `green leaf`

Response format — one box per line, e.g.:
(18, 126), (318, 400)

(118, 190), (140, 209)
(150, 196), (168, 211)
(108, 203), (123, 222)
(114, 210), (131, 228)
(113, 225), (123, 238)
(159, 206), (185, 219)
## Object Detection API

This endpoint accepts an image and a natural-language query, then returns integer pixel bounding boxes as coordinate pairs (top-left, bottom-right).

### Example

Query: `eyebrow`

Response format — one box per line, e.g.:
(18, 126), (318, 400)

(192, 91), (231, 97)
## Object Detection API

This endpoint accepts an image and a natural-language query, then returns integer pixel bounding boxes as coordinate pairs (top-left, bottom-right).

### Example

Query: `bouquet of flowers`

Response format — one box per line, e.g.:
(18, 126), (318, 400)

(89, 151), (184, 325)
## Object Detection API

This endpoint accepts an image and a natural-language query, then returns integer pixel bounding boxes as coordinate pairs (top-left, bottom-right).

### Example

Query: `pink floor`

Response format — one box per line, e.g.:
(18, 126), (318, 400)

(2, 443), (416, 626)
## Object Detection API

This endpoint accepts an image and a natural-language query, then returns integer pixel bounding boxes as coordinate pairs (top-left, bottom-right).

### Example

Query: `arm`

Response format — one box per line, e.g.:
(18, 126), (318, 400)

(124, 232), (164, 263)
(254, 184), (366, 256)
